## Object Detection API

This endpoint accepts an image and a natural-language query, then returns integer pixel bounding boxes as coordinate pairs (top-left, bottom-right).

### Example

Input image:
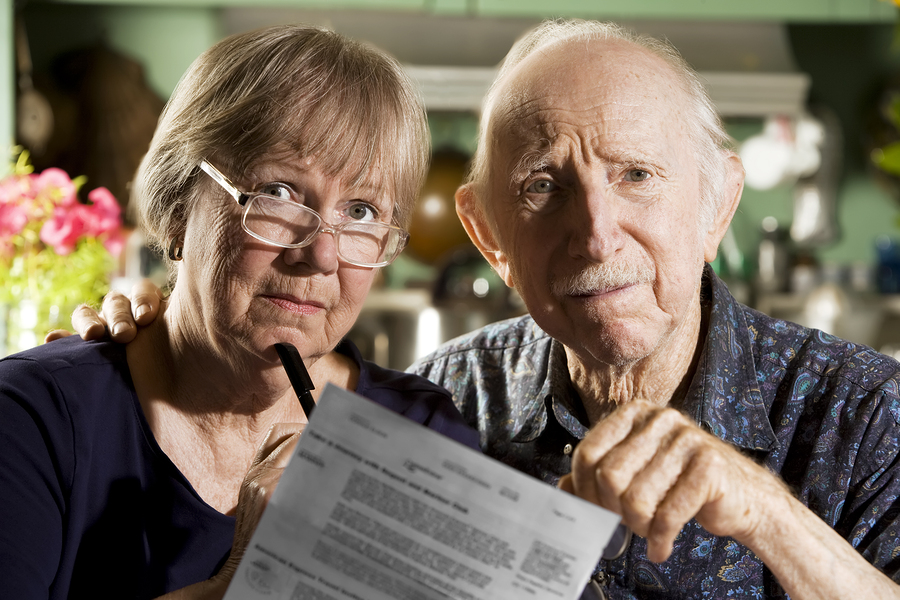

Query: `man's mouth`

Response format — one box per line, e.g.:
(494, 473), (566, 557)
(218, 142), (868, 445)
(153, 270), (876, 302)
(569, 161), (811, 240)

(568, 283), (633, 298)
(551, 263), (655, 298)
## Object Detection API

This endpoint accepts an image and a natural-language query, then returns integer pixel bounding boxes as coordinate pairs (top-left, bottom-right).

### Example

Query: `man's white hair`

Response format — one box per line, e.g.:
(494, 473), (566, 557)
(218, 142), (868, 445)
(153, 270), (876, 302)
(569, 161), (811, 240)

(469, 19), (735, 226)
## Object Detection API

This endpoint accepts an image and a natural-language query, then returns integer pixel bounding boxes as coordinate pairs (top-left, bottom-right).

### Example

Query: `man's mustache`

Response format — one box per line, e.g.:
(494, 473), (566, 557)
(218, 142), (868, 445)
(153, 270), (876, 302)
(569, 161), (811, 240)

(551, 262), (655, 296)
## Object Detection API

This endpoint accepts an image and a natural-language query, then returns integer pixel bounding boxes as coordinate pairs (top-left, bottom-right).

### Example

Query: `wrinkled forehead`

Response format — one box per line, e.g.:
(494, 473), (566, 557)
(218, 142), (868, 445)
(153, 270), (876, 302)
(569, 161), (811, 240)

(249, 141), (390, 197)
(488, 38), (691, 156)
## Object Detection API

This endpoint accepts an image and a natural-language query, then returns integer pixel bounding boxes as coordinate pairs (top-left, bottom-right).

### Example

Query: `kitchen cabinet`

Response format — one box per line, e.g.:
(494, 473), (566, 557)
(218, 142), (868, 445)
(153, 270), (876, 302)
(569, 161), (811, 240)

(24, 0), (900, 20)
(479, 0), (896, 21)
(3, 0), (897, 185)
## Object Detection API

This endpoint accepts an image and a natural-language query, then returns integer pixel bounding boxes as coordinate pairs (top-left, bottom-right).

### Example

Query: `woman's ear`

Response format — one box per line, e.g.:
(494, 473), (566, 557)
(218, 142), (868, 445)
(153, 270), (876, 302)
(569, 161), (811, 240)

(704, 152), (745, 263)
(455, 183), (514, 288)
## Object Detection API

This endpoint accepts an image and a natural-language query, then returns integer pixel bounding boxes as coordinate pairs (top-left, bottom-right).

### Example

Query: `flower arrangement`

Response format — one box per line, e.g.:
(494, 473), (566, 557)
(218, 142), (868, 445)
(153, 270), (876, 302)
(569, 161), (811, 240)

(0, 151), (124, 353)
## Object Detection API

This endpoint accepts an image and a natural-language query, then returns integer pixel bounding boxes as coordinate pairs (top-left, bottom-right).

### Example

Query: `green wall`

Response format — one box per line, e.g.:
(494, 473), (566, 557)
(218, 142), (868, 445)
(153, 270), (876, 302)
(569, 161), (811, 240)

(23, 4), (220, 100)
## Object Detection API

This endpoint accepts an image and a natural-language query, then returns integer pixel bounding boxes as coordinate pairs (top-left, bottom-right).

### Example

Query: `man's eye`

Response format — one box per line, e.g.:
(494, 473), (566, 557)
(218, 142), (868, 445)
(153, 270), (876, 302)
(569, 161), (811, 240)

(346, 202), (377, 222)
(525, 180), (558, 194)
(624, 169), (651, 182)
(259, 183), (293, 200)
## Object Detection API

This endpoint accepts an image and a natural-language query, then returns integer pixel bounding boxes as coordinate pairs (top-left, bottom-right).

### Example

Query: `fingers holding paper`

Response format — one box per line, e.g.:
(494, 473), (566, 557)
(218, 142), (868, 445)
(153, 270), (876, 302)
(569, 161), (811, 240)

(217, 423), (305, 582)
(559, 401), (789, 563)
(237, 423), (305, 539)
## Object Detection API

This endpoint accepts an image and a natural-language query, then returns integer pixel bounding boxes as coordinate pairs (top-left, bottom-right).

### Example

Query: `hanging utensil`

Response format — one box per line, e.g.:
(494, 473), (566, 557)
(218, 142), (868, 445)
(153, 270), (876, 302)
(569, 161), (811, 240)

(15, 15), (54, 154)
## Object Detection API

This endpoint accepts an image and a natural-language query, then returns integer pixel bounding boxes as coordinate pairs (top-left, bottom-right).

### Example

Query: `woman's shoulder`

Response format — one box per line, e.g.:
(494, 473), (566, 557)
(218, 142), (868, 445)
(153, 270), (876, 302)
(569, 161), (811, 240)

(333, 339), (445, 394)
(3, 334), (126, 365)
(336, 339), (481, 450)
(0, 337), (137, 451)
(1, 336), (131, 395)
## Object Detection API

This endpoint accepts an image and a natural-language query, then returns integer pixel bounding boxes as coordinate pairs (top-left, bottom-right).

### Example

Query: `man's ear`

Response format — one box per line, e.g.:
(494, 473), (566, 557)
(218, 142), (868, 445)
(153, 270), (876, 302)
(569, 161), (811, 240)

(704, 152), (745, 263)
(455, 183), (514, 288)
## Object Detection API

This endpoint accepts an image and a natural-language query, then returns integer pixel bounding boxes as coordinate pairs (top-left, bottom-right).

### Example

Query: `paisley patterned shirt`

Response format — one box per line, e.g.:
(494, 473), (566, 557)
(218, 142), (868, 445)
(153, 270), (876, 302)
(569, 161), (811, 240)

(408, 265), (900, 599)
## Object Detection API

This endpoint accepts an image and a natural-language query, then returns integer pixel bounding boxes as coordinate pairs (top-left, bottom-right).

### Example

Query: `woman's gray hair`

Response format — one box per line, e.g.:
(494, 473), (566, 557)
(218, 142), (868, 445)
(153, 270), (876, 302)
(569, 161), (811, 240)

(134, 24), (430, 266)
(470, 19), (734, 225)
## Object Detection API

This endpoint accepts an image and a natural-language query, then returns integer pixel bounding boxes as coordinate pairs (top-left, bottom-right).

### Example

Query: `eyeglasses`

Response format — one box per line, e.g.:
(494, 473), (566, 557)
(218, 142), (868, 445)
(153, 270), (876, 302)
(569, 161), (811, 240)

(198, 160), (409, 268)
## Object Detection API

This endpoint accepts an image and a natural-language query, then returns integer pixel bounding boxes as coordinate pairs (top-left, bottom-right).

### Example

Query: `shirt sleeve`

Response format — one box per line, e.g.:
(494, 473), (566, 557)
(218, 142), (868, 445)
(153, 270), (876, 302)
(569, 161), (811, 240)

(0, 357), (72, 599)
(840, 388), (900, 582)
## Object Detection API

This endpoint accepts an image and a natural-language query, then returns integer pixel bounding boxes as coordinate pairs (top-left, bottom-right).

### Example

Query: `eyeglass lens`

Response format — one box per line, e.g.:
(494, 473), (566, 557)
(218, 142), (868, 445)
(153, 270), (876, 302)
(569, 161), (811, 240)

(243, 194), (400, 265)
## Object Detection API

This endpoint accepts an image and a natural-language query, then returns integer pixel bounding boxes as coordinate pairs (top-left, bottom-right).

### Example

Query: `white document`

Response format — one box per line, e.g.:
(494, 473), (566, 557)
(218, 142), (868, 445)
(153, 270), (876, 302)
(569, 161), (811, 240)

(225, 384), (621, 600)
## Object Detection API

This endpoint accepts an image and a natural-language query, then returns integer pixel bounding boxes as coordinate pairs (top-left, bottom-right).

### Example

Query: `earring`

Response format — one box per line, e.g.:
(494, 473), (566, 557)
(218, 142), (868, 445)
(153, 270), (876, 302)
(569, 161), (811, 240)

(167, 238), (183, 262)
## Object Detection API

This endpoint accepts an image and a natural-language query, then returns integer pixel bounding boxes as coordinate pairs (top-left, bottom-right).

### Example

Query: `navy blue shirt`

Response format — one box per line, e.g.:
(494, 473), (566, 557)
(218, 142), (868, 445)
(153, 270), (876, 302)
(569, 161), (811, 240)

(0, 336), (479, 599)
(410, 265), (900, 599)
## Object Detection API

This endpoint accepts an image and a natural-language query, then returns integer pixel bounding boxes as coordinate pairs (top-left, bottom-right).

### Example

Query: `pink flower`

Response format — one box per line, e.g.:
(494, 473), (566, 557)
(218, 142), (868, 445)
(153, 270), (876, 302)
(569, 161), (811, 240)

(84, 187), (121, 237)
(0, 174), (35, 205)
(38, 186), (123, 255)
(102, 229), (126, 257)
(2, 161), (123, 256)
(40, 203), (88, 255)
(0, 202), (28, 238)
(33, 168), (77, 206)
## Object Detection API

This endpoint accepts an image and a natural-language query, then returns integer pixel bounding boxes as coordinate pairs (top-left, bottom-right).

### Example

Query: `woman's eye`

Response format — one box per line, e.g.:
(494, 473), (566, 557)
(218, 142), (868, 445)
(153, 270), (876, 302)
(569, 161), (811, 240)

(624, 169), (651, 182)
(259, 183), (293, 200)
(346, 202), (377, 222)
(525, 179), (558, 194)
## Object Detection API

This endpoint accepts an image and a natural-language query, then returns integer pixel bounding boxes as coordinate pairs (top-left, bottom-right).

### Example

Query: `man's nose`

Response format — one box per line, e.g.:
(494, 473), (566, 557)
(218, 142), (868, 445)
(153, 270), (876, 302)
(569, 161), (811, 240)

(567, 184), (625, 262)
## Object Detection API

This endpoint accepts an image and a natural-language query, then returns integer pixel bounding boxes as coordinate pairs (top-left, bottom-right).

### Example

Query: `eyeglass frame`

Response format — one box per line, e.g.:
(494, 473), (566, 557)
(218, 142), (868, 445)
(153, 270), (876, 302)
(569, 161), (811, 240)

(197, 159), (409, 268)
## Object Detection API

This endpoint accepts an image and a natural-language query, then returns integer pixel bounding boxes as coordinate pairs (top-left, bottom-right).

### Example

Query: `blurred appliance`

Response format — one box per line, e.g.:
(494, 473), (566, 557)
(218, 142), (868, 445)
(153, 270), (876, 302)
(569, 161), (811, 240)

(348, 247), (522, 371)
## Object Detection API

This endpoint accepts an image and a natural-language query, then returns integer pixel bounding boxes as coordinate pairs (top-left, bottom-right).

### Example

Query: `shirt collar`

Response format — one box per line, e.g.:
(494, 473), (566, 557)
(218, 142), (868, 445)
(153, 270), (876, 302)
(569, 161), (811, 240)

(523, 265), (778, 452)
(687, 265), (777, 452)
(547, 339), (592, 439)
(507, 332), (591, 443)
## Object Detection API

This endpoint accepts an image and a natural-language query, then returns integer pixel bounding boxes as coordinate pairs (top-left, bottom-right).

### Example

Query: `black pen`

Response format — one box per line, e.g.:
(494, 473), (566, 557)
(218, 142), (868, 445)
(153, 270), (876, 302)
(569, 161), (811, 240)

(274, 342), (316, 418)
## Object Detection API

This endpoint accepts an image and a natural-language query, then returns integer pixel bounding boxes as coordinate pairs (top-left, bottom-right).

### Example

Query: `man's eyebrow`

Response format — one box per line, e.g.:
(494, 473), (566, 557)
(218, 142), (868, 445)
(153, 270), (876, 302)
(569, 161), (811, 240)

(514, 146), (553, 174)
(504, 142), (560, 189)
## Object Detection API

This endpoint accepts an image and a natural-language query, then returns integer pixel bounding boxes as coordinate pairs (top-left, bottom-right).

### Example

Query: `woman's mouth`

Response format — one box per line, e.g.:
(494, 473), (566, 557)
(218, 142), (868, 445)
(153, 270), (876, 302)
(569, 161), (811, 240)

(264, 294), (324, 315)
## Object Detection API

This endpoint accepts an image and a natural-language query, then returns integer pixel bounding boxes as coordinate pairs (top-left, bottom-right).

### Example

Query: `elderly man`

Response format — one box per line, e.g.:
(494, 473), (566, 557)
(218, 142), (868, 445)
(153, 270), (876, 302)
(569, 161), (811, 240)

(67, 19), (898, 600)
(407, 19), (900, 600)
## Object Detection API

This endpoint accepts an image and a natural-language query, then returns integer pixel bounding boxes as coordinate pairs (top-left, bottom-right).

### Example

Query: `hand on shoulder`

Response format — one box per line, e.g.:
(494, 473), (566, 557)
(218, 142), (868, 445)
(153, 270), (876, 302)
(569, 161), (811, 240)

(44, 278), (165, 344)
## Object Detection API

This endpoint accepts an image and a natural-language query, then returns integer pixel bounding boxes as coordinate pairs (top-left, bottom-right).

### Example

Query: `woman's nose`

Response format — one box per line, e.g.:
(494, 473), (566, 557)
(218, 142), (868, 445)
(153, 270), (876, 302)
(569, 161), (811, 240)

(283, 227), (339, 274)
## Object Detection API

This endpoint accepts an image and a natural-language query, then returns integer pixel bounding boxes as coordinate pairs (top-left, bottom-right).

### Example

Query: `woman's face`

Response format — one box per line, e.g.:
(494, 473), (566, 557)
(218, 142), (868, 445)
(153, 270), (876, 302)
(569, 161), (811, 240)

(175, 153), (392, 366)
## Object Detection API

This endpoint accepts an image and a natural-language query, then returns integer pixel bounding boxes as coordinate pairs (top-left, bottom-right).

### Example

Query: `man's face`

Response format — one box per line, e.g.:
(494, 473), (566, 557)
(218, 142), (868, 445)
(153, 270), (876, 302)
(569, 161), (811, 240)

(477, 39), (721, 368)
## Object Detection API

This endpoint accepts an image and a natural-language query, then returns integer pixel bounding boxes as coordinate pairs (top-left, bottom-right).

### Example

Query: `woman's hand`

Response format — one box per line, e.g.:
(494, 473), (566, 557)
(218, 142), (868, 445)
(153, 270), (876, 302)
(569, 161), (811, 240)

(157, 424), (304, 600)
(213, 423), (305, 587)
(44, 279), (164, 343)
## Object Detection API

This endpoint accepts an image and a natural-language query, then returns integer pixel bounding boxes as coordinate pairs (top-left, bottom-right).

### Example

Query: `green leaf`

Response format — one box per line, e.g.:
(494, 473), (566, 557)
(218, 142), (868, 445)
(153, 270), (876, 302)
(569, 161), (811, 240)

(873, 141), (900, 176)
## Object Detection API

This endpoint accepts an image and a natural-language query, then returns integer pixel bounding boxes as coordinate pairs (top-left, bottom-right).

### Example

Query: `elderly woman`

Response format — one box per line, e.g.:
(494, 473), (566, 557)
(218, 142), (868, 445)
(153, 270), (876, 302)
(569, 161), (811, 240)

(0, 25), (478, 599)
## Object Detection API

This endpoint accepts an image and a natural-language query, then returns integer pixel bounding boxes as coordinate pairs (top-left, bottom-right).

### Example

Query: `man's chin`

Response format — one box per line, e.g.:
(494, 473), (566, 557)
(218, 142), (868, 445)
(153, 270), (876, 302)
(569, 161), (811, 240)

(582, 329), (659, 368)
(543, 314), (660, 368)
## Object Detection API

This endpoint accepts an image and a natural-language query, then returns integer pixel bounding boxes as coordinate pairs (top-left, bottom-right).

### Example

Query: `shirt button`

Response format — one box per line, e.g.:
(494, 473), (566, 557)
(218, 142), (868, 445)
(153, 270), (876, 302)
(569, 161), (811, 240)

(563, 443), (574, 455)
(592, 570), (610, 587)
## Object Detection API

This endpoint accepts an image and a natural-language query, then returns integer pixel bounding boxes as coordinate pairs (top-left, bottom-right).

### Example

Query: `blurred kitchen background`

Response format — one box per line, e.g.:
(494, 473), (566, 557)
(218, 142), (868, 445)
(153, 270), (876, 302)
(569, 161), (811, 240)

(3, 0), (900, 365)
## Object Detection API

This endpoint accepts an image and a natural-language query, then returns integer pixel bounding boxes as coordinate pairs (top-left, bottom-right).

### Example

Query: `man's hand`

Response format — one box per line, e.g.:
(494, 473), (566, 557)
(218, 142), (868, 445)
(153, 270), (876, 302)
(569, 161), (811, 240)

(560, 400), (900, 599)
(44, 279), (164, 343)
(559, 400), (788, 563)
